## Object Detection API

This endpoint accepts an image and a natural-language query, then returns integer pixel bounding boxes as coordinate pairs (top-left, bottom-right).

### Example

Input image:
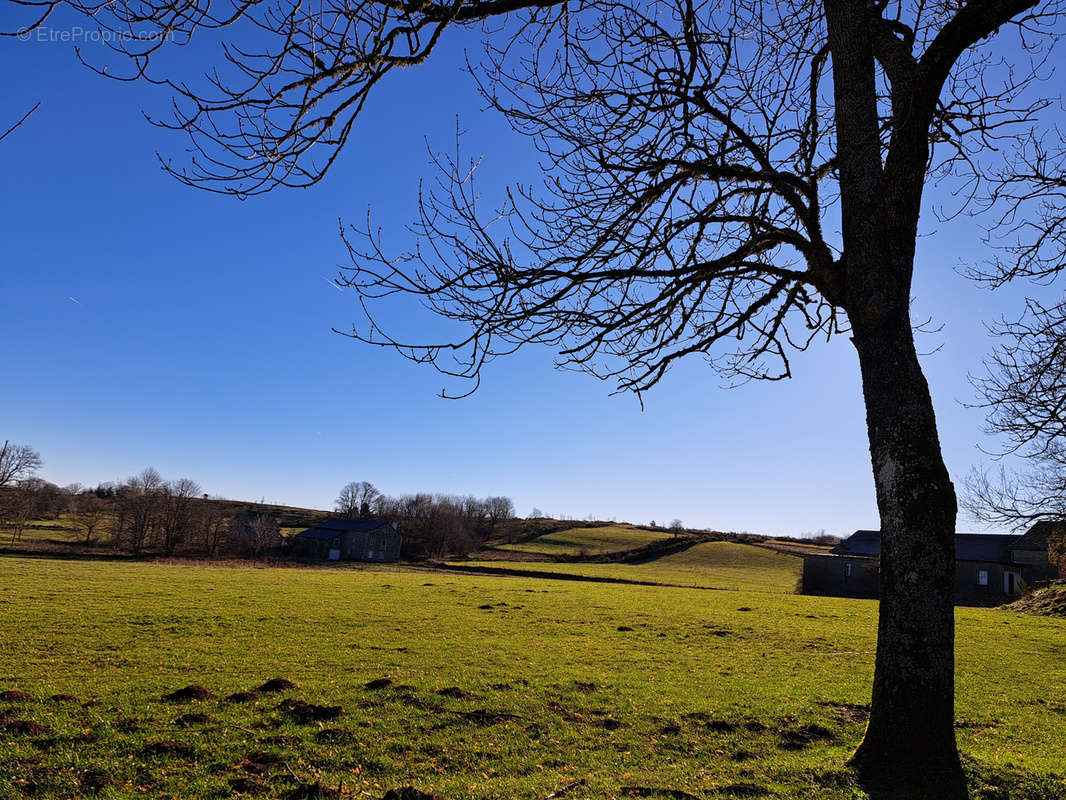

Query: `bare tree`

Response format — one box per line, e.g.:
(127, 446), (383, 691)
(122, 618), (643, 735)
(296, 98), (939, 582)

(199, 501), (233, 557)
(0, 484), (34, 544)
(335, 481), (380, 518)
(9, 0), (1066, 789)
(71, 493), (109, 545)
(230, 512), (282, 556)
(114, 467), (165, 555)
(669, 519), (684, 538)
(965, 297), (1066, 574)
(157, 478), (202, 556)
(484, 496), (515, 537)
(0, 441), (42, 487)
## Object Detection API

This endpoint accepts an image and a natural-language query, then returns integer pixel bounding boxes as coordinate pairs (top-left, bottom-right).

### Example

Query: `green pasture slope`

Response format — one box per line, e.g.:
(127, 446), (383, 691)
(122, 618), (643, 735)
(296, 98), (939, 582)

(498, 525), (672, 556)
(462, 541), (803, 593)
(1, 556), (1064, 799)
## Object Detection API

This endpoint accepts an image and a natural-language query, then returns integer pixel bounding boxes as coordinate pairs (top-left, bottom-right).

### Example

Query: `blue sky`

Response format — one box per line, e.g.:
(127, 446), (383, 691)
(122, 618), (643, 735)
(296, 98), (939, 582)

(0, 14), (1058, 536)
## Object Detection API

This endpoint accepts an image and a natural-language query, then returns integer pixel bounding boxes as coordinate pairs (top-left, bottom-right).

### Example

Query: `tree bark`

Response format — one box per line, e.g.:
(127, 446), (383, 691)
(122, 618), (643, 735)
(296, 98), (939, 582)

(848, 302), (965, 797)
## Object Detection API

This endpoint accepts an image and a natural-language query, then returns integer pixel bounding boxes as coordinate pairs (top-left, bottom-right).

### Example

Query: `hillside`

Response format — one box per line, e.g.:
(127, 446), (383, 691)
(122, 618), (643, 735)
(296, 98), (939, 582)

(1006, 583), (1066, 618)
(460, 540), (803, 593)
(496, 524), (673, 556)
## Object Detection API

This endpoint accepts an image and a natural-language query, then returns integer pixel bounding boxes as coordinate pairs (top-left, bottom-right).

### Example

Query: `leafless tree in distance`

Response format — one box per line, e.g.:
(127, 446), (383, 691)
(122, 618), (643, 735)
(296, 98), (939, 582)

(7, 0), (1066, 790)
(336, 481), (380, 518)
(669, 519), (684, 538)
(0, 441), (42, 487)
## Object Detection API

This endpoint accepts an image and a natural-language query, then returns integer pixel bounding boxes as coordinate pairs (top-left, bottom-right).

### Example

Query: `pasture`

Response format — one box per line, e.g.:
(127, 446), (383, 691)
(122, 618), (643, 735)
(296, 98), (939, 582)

(460, 541), (803, 593)
(496, 525), (671, 556)
(1, 554), (1064, 799)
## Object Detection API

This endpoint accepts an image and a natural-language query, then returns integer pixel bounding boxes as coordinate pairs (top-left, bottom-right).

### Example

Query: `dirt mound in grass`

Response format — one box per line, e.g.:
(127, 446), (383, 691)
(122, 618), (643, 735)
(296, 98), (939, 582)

(777, 723), (836, 750)
(143, 740), (193, 757)
(80, 768), (116, 791)
(381, 788), (451, 800)
(230, 776), (269, 795)
(257, 678), (299, 693)
(226, 691), (260, 704)
(287, 782), (343, 799)
(163, 684), (215, 702)
(49, 693), (77, 703)
(1006, 584), (1066, 618)
(3, 719), (51, 736)
(435, 687), (474, 699)
(0, 690), (32, 702)
(278, 699), (343, 724)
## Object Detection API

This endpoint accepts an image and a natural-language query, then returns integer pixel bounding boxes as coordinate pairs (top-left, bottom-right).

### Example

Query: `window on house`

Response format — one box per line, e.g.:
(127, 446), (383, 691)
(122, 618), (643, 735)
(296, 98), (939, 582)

(844, 563), (852, 578)
(977, 569), (989, 586)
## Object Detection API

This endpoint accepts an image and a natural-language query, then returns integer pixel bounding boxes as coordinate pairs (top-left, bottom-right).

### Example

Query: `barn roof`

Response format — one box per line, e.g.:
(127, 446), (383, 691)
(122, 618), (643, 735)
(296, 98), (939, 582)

(832, 530), (1027, 562)
(293, 519), (393, 540)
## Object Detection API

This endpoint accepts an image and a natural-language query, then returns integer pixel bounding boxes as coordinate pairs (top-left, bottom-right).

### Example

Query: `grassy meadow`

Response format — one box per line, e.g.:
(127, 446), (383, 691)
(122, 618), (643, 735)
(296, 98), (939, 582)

(460, 542), (803, 593)
(497, 525), (671, 556)
(1, 553), (1064, 799)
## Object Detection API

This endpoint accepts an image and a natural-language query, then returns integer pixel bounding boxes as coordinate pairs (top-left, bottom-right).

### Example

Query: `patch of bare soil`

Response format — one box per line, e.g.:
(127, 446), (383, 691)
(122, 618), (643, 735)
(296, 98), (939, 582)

(49, 694), (77, 703)
(240, 750), (283, 775)
(80, 768), (116, 792)
(0, 690), (31, 702)
(163, 684), (215, 702)
(258, 678), (299, 693)
(621, 787), (701, 799)
(777, 723), (836, 750)
(449, 709), (517, 726)
(286, 781), (343, 799)
(227, 691), (260, 704)
(730, 749), (759, 762)
(3, 719), (51, 736)
(364, 678), (393, 690)
(278, 699), (344, 724)
(142, 740), (193, 757)
(381, 788), (451, 800)
(435, 687), (474, 700)
(229, 776), (270, 795)
(822, 702), (870, 724)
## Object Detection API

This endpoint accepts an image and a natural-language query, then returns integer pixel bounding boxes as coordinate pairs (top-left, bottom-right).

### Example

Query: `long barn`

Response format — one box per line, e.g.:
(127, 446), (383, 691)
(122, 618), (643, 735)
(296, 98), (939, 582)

(801, 527), (1058, 605)
(293, 519), (402, 562)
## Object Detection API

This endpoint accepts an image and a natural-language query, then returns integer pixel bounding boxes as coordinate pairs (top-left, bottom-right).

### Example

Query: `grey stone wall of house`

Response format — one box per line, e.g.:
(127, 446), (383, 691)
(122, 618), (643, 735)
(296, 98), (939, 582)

(954, 560), (1026, 605)
(801, 554), (879, 599)
(293, 521), (402, 562)
(802, 529), (1055, 605)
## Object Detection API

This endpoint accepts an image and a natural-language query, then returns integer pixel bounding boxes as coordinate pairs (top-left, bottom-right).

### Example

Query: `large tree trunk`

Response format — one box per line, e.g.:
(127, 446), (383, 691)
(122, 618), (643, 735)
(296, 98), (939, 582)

(848, 304), (965, 797)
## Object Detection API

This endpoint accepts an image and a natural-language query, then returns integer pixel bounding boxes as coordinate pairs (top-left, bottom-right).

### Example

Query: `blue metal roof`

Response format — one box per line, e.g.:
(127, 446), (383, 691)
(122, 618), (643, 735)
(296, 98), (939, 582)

(832, 530), (1025, 562)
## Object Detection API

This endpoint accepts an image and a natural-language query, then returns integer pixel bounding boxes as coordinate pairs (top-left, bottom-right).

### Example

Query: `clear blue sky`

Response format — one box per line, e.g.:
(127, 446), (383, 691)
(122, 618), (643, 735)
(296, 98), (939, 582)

(0, 14), (1056, 536)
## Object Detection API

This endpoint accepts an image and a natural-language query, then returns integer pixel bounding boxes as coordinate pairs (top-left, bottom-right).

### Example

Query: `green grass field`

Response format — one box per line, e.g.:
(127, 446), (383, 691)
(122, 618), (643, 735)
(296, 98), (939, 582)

(497, 525), (672, 556)
(461, 542), (803, 593)
(1, 555), (1064, 799)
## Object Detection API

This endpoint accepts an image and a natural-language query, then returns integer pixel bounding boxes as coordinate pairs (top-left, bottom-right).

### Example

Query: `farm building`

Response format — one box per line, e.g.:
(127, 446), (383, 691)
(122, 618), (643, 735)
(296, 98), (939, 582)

(802, 527), (1058, 605)
(293, 519), (402, 562)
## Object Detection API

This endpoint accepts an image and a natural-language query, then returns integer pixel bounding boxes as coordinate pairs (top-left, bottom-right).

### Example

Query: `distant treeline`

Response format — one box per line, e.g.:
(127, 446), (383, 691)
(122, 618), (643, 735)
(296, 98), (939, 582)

(0, 466), (517, 560)
(333, 481), (515, 558)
